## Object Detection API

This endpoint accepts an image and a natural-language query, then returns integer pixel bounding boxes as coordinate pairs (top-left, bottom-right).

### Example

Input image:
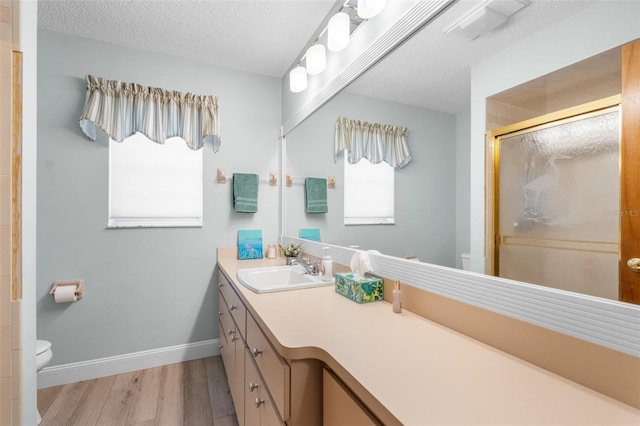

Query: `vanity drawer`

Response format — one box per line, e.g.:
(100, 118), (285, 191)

(245, 348), (285, 426)
(219, 272), (247, 337)
(218, 293), (238, 345)
(218, 320), (232, 382)
(246, 313), (290, 421)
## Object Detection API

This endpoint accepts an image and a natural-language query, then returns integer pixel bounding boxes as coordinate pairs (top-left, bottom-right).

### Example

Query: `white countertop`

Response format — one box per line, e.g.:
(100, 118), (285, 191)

(218, 250), (640, 425)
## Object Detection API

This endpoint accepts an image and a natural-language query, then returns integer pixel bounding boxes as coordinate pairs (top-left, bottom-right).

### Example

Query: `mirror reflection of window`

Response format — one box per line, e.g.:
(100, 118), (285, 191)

(343, 153), (394, 225)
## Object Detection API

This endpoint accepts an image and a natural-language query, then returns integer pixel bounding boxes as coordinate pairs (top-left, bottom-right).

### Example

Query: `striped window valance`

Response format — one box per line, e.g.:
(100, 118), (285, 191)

(79, 74), (220, 151)
(334, 116), (411, 168)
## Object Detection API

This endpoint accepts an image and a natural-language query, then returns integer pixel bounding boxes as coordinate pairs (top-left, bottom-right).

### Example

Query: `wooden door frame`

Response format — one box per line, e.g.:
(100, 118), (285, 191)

(620, 40), (640, 303)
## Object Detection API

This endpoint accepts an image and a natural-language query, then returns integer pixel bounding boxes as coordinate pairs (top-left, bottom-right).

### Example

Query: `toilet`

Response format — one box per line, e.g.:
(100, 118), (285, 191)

(36, 340), (53, 424)
(461, 252), (471, 271)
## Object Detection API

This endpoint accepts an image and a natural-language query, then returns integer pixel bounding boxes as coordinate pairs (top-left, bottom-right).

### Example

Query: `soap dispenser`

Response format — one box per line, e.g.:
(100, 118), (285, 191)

(321, 247), (333, 281)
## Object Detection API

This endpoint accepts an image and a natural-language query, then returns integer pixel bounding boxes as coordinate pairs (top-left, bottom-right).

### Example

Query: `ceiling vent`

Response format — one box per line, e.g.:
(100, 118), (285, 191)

(444, 0), (529, 40)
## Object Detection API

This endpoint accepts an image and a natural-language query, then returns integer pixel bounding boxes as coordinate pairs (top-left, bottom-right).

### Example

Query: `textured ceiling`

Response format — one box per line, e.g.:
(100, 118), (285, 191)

(38, 0), (336, 77)
(38, 0), (597, 113)
(347, 0), (597, 113)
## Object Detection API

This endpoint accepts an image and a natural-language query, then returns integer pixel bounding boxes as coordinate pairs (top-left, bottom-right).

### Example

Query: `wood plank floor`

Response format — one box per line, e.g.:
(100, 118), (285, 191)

(37, 356), (238, 426)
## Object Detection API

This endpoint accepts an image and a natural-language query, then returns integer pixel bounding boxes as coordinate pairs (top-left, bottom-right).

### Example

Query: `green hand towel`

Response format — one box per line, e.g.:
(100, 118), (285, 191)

(233, 173), (259, 213)
(305, 177), (328, 213)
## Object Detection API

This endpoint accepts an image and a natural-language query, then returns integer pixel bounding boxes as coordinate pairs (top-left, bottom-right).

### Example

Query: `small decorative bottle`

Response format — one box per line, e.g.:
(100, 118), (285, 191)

(392, 280), (402, 313)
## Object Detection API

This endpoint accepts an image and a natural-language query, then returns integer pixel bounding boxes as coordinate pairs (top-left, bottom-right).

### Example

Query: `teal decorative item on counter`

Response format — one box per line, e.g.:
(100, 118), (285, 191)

(335, 272), (383, 303)
(237, 229), (263, 259)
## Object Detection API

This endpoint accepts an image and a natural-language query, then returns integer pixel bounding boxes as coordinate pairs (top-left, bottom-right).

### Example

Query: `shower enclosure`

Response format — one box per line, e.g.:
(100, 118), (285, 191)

(491, 98), (621, 300)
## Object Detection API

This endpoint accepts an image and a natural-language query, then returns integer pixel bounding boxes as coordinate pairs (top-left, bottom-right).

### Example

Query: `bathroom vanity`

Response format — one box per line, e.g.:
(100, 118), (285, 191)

(216, 247), (639, 425)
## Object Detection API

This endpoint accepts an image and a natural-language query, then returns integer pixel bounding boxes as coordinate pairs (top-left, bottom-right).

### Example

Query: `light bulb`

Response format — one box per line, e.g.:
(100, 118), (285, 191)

(357, 0), (386, 19)
(305, 44), (326, 75)
(289, 66), (307, 92)
(328, 12), (350, 52)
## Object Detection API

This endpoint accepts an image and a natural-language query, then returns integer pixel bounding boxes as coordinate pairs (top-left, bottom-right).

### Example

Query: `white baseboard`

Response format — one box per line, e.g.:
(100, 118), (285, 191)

(37, 339), (220, 389)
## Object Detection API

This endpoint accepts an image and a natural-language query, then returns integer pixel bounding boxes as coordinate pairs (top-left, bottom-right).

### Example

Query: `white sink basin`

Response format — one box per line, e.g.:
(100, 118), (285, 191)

(237, 265), (334, 293)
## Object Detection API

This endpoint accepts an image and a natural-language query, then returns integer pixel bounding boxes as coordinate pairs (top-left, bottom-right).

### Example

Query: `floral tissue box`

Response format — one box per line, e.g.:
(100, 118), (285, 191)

(335, 272), (383, 303)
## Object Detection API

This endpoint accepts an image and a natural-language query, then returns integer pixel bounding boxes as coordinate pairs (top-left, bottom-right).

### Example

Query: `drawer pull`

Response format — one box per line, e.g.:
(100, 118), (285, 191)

(231, 335), (238, 342)
(219, 282), (224, 288)
(218, 311), (224, 317)
(229, 304), (237, 311)
(228, 329), (235, 336)
(249, 382), (259, 392)
(218, 344), (223, 350)
(252, 347), (262, 357)
(255, 397), (265, 408)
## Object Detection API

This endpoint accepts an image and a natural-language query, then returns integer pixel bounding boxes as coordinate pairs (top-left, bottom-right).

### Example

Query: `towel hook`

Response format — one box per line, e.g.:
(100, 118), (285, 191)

(217, 168), (227, 184)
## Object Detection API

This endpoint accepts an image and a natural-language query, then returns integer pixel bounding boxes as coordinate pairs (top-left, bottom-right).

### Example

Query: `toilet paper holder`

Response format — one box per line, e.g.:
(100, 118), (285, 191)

(49, 280), (84, 300)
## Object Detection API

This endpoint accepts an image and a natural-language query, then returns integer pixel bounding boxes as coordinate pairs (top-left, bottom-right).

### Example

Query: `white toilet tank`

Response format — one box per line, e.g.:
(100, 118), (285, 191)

(461, 252), (471, 271)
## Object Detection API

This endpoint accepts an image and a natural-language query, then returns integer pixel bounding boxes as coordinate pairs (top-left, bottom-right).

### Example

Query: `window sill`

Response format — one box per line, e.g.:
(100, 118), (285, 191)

(344, 218), (395, 226)
(108, 217), (203, 228)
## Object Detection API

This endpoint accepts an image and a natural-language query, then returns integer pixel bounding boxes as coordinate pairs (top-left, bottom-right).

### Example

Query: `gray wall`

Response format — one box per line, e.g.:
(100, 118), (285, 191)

(455, 109), (471, 268)
(285, 91), (457, 267)
(37, 31), (282, 365)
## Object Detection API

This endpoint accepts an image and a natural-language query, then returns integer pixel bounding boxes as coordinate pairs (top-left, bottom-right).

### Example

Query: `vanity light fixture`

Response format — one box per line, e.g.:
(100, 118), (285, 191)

(328, 12), (350, 52)
(288, 0), (386, 93)
(289, 65), (308, 92)
(305, 43), (327, 75)
(356, 0), (386, 19)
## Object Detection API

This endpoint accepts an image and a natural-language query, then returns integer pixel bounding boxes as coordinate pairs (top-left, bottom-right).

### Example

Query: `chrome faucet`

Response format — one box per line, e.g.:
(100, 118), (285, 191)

(291, 257), (321, 276)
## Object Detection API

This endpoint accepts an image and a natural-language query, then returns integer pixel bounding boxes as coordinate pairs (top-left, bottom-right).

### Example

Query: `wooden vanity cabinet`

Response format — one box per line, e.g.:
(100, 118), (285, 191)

(219, 271), (293, 426)
(246, 313), (290, 420)
(245, 347), (285, 426)
(323, 368), (378, 426)
(218, 269), (385, 425)
(217, 321), (231, 379)
(218, 277), (246, 426)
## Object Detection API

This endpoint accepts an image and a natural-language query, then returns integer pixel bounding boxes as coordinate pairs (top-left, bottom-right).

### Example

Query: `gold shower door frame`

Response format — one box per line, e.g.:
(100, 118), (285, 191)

(489, 95), (622, 301)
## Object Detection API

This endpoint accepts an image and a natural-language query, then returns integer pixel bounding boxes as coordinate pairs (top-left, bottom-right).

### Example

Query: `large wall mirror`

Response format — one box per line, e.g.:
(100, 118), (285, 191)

(282, 0), (640, 318)
(285, 83), (458, 266)
(285, 1), (608, 265)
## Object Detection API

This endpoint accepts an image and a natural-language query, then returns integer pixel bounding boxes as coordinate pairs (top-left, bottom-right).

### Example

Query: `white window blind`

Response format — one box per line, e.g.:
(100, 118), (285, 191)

(344, 156), (395, 225)
(109, 133), (203, 228)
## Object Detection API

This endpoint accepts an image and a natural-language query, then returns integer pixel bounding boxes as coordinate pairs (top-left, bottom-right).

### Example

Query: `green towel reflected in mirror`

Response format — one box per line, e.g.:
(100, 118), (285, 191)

(305, 177), (328, 213)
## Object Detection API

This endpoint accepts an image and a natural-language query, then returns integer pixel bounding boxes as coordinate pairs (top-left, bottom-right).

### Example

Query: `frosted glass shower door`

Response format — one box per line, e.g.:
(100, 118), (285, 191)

(495, 107), (620, 300)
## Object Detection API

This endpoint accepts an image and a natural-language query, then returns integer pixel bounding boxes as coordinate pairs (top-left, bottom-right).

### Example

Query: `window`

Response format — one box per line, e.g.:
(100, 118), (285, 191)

(343, 155), (395, 225)
(108, 133), (203, 228)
